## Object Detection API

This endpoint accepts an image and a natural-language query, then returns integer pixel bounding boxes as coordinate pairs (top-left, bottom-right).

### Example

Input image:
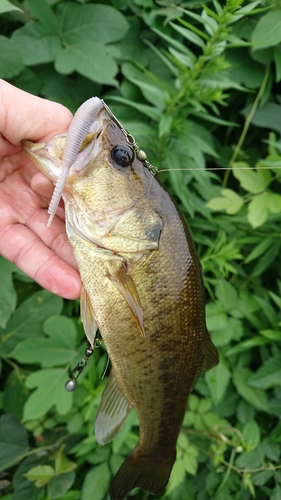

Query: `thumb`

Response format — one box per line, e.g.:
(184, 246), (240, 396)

(0, 79), (73, 145)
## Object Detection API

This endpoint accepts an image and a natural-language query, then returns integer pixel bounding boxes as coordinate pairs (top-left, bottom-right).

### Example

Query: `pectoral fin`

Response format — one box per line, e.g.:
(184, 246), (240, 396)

(95, 371), (132, 445)
(108, 264), (146, 338)
(80, 285), (98, 347)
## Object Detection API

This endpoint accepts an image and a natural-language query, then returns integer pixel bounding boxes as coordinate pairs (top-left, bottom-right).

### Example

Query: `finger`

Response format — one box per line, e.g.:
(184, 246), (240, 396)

(0, 79), (73, 146)
(0, 223), (81, 300)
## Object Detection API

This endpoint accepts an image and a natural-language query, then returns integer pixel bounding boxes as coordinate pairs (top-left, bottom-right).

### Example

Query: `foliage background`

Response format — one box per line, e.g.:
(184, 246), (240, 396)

(1, 0), (281, 499)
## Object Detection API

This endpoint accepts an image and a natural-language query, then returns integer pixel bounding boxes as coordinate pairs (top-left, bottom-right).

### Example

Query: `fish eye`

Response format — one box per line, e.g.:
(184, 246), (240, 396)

(111, 144), (135, 167)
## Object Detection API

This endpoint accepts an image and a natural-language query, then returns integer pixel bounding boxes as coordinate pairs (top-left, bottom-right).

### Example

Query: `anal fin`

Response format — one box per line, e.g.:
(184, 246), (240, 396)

(95, 371), (132, 446)
(107, 264), (145, 338)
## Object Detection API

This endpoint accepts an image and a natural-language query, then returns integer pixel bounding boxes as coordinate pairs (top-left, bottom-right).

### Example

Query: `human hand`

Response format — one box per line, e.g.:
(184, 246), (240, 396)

(0, 79), (81, 299)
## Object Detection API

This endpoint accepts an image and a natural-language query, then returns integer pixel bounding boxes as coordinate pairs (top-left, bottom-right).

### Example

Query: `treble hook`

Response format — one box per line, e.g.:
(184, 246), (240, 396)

(65, 339), (101, 392)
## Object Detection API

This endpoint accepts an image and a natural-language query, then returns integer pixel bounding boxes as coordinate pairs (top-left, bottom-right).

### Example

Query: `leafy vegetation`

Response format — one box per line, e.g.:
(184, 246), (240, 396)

(1, 0), (281, 499)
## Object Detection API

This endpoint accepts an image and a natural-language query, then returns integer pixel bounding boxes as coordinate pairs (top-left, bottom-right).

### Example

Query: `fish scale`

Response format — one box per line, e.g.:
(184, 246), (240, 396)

(23, 100), (219, 500)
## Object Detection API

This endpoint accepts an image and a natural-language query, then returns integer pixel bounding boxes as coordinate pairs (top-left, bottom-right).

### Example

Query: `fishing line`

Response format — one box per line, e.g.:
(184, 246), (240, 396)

(157, 165), (281, 174)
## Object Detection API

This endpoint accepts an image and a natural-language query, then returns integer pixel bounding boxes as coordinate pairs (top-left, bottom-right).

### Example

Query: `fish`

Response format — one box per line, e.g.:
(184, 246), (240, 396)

(23, 98), (219, 500)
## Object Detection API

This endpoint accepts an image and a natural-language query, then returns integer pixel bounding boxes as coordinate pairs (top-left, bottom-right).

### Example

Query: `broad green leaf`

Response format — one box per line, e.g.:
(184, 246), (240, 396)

(206, 189), (244, 214)
(23, 368), (73, 420)
(272, 484), (281, 500)
(260, 329), (281, 340)
(248, 194), (269, 228)
(165, 457), (186, 495)
(242, 420), (260, 451)
(24, 465), (55, 487)
(274, 46), (281, 82)
(10, 316), (77, 367)
(57, 2), (128, 45)
(0, 291), (63, 357)
(242, 102), (281, 134)
(0, 36), (24, 78)
(27, 0), (57, 34)
(252, 10), (281, 50)
(233, 368), (268, 411)
(13, 455), (47, 500)
(121, 62), (166, 110)
(0, 414), (28, 471)
(206, 355), (230, 405)
(55, 41), (118, 85)
(0, 257), (17, 328)
(0, 0), (22, 13)
(12, 23), (60, 65)
(233, 163), (271, 193)
(215, 279), (238, 312)
(82, 462), (111, 500)
(2, 371), (27, 420)
(48, 471), (75, 499)
(248, 353), (281, 389)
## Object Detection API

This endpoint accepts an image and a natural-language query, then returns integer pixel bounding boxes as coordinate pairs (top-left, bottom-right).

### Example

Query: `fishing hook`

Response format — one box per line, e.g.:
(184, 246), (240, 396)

(65, 338), (101, 392)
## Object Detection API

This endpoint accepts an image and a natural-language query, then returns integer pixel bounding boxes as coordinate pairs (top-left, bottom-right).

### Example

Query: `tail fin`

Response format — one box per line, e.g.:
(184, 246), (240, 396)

(110, 448), (176, 500)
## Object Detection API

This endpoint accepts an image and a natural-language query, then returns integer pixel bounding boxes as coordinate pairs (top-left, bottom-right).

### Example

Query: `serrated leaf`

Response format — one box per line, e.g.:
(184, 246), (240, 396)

(206, 354), (230, 405)
(10, 316), (77, 367)
(242, 420), (260, 451)
(57, 2), (128, 45)
(206, 189), (244, 214)
(0, 414), (28, 471)
(248, 353), (281, 389)
(252, 10), (281, 50)
(82, 462), (111, 500)
(0, 0), (22, 13)
(233, 163), (271, 193)
(233, 368), (268, 411)
(12, 22), (60, 65)
(55, 41), (118, 85)
(23, 369), (73, 420)
(0, 36), (24, 78)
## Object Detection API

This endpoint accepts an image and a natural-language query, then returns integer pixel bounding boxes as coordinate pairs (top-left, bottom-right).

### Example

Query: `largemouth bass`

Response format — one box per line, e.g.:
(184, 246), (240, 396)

(23, 98), (219, 500)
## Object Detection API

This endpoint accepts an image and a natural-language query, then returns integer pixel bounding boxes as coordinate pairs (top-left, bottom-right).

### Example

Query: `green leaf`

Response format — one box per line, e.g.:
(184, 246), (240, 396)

(233, 163), (271, 193)
(0, 291), (63, 357)
(0, 257), (17, 328)
(165, 457), (186, 495)
(252, 10), (281, 50)
(206, 355), (230, 405)
(170, 21), (205, 48)
(0, 414), (28, 471)
(272, 484), (281, 500)
(0, 0), (22, 13)
(226, 336), (270, 356)
(12, 22), (60, 65)
(13, 455), (47, 500)
(242, 420), (260, 451)
(274, 46), (281, 82)
(48, 471), (75, 499)
(0, 36), (24, 78)
(233, 368), (268, 411)
(10, 316), (77, 367)
(2, 371), (27, 420)
(27, 0), (57, 34)
(24, 465), (55, 487)
(215, 279), (238, 312)
(23, 368), (73, 420)
(248, 353), (281, 389)
(206, 188), (244, 214)
(55, 41), (118, 85)
(248, 194), (269, 228)
(57, 2), (128, 45)
(82, 462), (111, 500)
(244, 236), (275, 264)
